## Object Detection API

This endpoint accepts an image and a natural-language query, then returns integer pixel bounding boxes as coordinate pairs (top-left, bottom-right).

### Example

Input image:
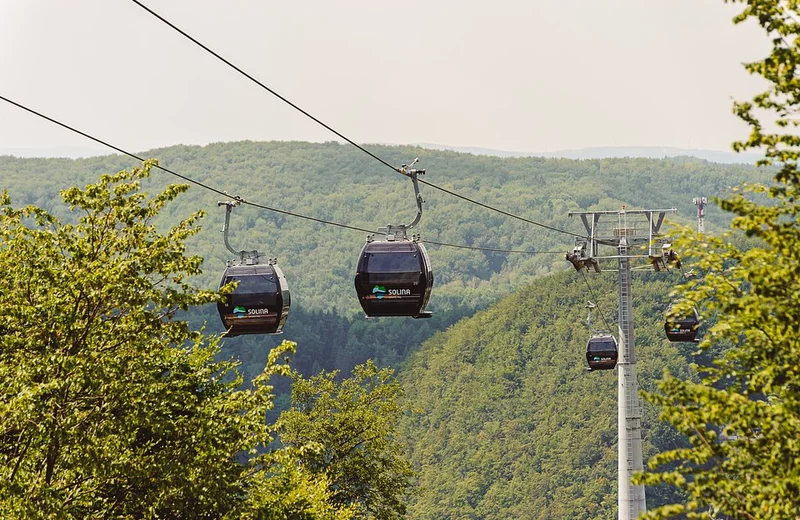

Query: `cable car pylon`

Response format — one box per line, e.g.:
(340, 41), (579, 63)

(567, 206), (677, 520)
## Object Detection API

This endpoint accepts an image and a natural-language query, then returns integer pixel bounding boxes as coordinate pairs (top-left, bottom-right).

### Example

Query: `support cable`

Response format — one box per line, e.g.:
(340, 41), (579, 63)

(0, 94), (375, 234)
(128, 0), (592, 242)
(0, 94), (568, 256)
(580, 270), (613, 332)
(129, 0), (398, 174)
(420, 240), (564, 254)
(416, 179), (585, 238)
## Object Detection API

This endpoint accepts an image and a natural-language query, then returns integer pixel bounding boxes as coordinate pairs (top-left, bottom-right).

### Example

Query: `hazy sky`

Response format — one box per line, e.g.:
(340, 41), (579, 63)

(0, 0), (768, 156)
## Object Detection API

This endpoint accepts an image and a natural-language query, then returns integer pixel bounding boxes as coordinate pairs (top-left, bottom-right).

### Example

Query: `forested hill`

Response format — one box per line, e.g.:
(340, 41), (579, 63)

(0, 141), (763, 376)
(398, 270), (691, 519)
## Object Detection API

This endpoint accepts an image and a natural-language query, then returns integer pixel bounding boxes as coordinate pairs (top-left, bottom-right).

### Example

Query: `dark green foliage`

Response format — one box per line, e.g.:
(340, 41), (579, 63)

(398, 271), (692, 519)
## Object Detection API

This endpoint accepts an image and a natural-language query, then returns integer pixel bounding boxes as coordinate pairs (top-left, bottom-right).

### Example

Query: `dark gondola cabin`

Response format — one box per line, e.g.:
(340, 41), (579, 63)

(354, 240), (433, 318)
(217, 263), (291, 336)
(664, 304), (700, 343)
(586, 334), (618, 371)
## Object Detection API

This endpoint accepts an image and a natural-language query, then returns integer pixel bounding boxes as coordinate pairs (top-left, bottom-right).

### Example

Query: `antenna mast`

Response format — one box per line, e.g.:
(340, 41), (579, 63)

(693, 197), (707, 233)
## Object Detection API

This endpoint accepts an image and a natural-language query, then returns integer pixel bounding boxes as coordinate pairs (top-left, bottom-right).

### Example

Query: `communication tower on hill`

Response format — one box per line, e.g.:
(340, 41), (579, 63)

(566, 206), (678, 520)
(693, 196), (707, 233)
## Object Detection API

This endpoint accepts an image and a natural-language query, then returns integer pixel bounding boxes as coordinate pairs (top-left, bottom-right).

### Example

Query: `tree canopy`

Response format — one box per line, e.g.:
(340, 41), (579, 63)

(0, 163), (358, 518)
(0, 113), (786, 518)
(634, 1), (800, 518)
(0, 146), (769, 386)
(278, 361), (413, 520)
(397, 271), (692, 519)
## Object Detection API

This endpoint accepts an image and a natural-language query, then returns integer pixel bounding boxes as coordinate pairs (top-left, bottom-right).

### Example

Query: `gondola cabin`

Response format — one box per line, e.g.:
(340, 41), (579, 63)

(586, 334), (618, 371)
(217, 263), (291, 336)
(354, 239), (433, 318)
(664, 304), (700, 343)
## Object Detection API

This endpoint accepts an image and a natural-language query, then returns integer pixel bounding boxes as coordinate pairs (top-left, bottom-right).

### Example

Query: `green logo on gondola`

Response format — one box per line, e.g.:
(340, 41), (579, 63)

(372, 285), (387, 299)
(233, 305), (246, 317)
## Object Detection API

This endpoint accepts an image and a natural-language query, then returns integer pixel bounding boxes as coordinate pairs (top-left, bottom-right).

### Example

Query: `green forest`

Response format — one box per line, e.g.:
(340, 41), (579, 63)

(398, 272), (690, 519)
(0, 142), (767, 384)
(0, 142), (763, 516)
(4, 0), (800, 516)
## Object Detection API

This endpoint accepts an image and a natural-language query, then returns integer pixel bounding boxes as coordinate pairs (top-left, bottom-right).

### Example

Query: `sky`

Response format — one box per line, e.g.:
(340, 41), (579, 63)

(0, 0), (769, 157)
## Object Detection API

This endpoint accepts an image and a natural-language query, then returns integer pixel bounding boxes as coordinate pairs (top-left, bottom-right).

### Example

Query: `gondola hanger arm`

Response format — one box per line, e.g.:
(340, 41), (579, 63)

(379, 158), (426, 238)
(218, 200), (262, 263)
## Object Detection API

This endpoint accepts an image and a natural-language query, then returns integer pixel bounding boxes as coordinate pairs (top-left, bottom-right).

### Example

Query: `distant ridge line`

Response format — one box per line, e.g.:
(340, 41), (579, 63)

(414, 143), (761, 165)
(1, 142), (761, 165)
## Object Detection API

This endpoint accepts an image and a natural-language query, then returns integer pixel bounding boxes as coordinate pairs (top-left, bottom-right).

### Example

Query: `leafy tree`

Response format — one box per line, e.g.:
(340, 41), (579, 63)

(277, 361), (414, 520)
(0, 163), (350, 519)
(634, 2), (800, 518)
(0, 133), (778, 515)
